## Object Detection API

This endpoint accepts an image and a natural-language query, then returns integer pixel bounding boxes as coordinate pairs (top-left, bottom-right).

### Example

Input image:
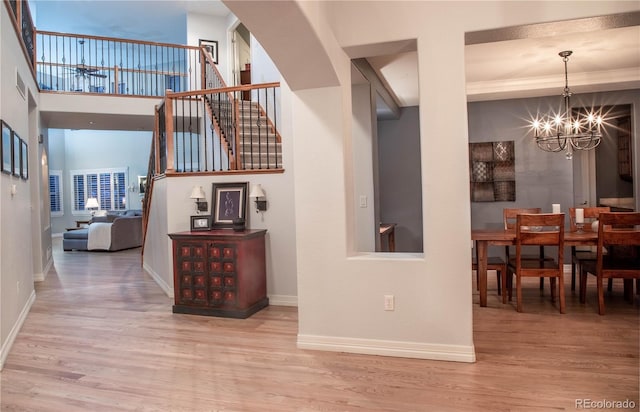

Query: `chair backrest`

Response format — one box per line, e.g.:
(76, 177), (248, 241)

(596, 212), (640, 275)
(515, 213), (565, 267)
(504, 208), (541, 230)
(568, 206), (610, 232)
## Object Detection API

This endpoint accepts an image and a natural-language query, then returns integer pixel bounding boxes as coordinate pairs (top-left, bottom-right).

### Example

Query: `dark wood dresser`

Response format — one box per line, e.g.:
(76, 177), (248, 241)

(168, 229), (268, 318)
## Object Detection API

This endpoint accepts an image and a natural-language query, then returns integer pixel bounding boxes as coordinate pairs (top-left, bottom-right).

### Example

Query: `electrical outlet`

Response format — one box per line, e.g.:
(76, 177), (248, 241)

(359, 195), (367, 208)
(384, 294), (394, 311)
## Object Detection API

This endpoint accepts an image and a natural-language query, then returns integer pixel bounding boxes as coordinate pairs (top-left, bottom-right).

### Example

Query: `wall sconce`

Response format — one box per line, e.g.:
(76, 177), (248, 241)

(85, 197), (99, 216)
(250, 184), (267, 212)
(190, 186), (208, 214)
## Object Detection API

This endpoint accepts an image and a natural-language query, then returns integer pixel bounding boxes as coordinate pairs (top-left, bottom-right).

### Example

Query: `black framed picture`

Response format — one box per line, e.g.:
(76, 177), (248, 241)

(12, 131), (21, 176)
(1, 120), (11, 174)
(211, 182), (248, 228)
(20, 139), (28, 180)
(138, 175), (147, 195)
(190, 215), (211, 231)
(199, 39), (218, 64)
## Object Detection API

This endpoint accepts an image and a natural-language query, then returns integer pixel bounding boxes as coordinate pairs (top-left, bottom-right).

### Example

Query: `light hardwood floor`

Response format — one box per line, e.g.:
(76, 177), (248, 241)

(1, 239), (638, 411)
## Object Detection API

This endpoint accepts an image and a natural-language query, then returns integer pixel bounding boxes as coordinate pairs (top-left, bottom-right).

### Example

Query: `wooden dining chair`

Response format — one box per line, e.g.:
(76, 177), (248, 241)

(507, 213), (565, 313)
(503, 208), (553, 291)
(472, 256), (507, 303)
(579, 212), (640, 315)
(568, 207), (611, 292)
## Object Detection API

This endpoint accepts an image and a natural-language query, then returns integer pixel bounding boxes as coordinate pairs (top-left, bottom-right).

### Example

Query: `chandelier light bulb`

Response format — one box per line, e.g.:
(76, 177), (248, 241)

(554, 114), (563, 125)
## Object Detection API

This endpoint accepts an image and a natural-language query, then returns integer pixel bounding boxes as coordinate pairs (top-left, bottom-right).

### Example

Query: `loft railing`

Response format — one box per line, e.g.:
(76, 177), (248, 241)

(4, 0), (36, 70)
(35, 31), (207, 96)
(152, 83), (282, 175)
(4, 1), (213, 97)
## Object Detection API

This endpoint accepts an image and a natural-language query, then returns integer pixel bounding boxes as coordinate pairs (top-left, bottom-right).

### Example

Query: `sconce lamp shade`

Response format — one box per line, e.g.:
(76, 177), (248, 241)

(250, 184), (267, 212)
(190, 185), (206, 200)
(85, 197), (99, 209)
(250, 184), (265, 198)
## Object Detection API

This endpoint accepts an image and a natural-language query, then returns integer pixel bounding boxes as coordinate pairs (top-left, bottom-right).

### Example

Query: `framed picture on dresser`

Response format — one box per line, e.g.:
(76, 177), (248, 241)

(190, 215), (211, 231)
(210, 182), (248, 229)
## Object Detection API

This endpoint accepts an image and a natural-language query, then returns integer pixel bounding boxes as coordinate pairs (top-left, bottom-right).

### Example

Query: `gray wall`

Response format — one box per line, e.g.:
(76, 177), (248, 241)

(375, 90), (638, 257)
(468, 89), (639, 257)
(596, 105), (634, 200)
(378, 106), (423, 252)
(49, 129), (152, 234)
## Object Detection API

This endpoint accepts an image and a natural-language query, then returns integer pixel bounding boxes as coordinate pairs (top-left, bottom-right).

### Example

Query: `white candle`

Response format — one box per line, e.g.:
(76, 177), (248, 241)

(575, 208), (584, 224)
(552, 204), (561, 214)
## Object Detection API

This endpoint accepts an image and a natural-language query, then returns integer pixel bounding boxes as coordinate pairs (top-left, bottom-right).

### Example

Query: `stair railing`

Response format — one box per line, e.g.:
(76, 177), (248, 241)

(160, 83), (282, 174)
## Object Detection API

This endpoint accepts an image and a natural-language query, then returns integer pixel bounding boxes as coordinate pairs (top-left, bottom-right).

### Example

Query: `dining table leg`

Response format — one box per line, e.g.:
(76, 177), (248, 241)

(476, 239), (488, 307)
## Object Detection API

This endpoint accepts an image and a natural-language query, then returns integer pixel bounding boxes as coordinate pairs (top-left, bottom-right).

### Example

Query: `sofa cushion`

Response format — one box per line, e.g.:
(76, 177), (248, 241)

(91, 214), (118, 224)
(64, 228), (89, 239)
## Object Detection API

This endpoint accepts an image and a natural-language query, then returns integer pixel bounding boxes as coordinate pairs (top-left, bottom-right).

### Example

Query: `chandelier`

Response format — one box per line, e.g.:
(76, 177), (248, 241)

(531, 51), (603, 160)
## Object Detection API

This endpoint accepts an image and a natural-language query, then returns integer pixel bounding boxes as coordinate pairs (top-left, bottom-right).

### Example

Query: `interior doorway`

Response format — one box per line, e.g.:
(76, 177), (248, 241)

(573, 104), (634, 211)
(232, 23), (251, 87)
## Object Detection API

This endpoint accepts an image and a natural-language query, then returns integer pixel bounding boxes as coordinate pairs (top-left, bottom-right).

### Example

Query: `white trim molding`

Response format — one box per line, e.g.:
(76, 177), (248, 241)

(297, 334), (476, 363)
(0, 290), (36, 370)
(143, 263), (173, 298)
(267, 294), (298, 307)
(33, 256), (54, 282)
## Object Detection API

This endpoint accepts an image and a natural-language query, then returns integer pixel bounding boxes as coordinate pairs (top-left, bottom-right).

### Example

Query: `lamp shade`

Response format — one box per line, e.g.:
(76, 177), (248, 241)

(85, 197), (99, 209)
(190, 185), (206, 199)
(250, 184), (265, 198)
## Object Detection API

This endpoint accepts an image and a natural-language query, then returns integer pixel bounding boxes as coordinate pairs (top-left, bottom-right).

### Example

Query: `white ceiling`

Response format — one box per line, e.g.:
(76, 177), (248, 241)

(369, 22), (640, 110)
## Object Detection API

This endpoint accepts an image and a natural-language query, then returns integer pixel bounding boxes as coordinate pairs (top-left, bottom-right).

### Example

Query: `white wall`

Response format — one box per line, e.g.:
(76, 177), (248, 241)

(0, 5), (39, 369)
(186, 12), (231, 86)
(351, 83), (376, 252)
(143, 171), (299, 304)
(224, 0), (639, 362)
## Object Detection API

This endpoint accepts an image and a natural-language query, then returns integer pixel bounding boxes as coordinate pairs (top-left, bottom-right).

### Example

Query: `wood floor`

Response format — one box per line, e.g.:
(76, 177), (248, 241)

(1, 239), (638, 411)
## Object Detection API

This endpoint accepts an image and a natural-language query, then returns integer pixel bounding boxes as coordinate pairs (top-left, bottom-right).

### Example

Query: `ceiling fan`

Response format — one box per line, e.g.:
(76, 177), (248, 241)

(67, 40), (107, 79)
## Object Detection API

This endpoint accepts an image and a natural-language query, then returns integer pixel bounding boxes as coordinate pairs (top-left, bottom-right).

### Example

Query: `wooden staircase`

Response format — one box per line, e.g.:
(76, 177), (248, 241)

(236, 101), (282, 169)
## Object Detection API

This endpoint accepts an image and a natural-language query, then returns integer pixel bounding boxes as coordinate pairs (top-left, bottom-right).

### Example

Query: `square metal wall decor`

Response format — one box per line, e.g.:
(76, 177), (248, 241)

(469, 141), (515, 202)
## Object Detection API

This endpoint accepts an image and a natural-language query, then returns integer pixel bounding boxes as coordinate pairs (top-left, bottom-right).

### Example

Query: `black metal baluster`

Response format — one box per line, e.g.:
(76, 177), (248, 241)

(181, 96), (186, 172)
(264, 89), (269, 169)
(274, 87), (279, 168)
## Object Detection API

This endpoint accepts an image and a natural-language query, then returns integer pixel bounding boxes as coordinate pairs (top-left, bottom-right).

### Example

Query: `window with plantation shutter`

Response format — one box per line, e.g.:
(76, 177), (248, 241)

(49, 170), (63, 217)
(70, 168), (128, 215)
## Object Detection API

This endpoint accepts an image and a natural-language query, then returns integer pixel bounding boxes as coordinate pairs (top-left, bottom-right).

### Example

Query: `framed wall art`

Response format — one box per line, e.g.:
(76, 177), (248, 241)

(199, 39), (218, 64)
(469, 141), (515, 202)
(20, 138), (28, 180)
(1, 120), (11, 174)
(138, 175), (147, 195)
(13, 131), (21, 176)
(210, 182), (248, 228)
(190, 215), (211, 231)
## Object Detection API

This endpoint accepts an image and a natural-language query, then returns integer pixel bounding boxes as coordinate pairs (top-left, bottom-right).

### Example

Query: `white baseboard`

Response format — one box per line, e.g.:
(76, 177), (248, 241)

(142, 262), (173, 298)
(297, 334), (476, 363)
(33, 255), (54, 282)
(52, 232), (63, 238)
(0, 290), (36, 370)
(268, 294), (297, 307)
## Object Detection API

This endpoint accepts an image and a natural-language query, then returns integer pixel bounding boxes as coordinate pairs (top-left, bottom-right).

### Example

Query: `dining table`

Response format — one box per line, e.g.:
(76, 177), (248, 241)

(471, 228), (598, 307)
